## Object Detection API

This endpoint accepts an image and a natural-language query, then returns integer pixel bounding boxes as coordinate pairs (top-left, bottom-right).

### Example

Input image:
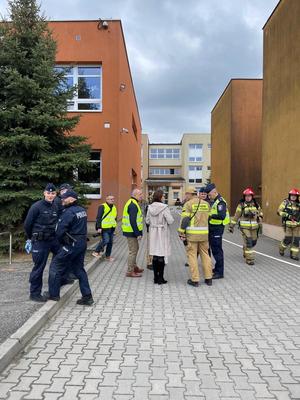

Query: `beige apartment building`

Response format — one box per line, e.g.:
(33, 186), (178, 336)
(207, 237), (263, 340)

(142, 133), (211, 205)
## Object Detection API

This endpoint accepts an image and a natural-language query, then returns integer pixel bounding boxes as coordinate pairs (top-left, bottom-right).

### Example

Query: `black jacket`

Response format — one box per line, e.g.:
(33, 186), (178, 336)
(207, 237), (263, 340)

(56, 203), (87, 243)
(24, 200), (58, 240)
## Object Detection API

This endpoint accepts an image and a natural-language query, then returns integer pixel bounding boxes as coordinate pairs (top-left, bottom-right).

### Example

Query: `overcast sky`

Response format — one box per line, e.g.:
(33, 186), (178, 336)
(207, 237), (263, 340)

(0, 0), (279, 142)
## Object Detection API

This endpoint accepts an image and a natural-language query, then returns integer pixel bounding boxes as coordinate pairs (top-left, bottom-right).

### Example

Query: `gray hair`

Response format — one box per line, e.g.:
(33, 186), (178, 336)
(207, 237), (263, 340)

(132, 188), (142, 198)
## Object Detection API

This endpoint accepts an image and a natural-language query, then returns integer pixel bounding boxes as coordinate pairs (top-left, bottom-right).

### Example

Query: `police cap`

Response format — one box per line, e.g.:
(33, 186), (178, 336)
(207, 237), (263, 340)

(205, 183), (216, 194)
(44, 183), (56, 192)
(59, 183), (72, 191)
(61, 189), (78, 199)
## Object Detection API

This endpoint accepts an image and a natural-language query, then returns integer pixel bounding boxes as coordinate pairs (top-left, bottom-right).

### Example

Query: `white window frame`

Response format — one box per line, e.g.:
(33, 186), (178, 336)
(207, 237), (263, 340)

(188, 165), (202, 183)
(188, 144), (203, 162)
(56, 65), (102, 112)
(82, 151), (102, 199)
(149, 148), (180, 159)
(149, 168), (181, 176)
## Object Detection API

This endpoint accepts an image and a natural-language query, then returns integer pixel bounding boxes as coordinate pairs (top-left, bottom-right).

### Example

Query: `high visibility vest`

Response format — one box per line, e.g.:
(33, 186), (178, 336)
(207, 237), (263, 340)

(185, 202), (210, 236)
(101, 203), (117, 229)
(209, 197), (230, 226)
(122, 198), (143, 233)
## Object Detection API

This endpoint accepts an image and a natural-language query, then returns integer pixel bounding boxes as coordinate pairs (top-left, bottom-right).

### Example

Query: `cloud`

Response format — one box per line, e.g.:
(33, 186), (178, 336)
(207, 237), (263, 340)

(0, 0), (279, 142)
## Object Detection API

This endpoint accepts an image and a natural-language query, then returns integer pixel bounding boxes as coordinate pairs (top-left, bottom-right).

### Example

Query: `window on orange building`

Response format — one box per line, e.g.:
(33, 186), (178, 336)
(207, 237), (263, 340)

(77, 151), (101, 199)
(55, 65), (102, 112)
(132, 115), (137, 140)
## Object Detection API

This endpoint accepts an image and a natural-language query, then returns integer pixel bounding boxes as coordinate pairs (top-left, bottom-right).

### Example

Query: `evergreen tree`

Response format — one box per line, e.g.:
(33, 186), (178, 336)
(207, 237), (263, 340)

(0, 0), (93, 249)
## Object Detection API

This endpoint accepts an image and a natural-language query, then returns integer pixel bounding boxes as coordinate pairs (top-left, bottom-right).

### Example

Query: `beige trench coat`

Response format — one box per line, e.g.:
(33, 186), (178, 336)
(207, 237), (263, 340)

(145, 202), (174, 260)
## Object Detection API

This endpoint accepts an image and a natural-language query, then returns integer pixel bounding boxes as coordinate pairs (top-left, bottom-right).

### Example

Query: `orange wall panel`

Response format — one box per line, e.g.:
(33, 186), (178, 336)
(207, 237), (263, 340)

(49, 21), (142, 220)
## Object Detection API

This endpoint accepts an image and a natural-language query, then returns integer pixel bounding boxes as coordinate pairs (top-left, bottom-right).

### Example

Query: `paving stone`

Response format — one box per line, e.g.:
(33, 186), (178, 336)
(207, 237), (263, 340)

(44, 377), (69, 393)
(149, 380), (168, 395)
(1, 223), (300, 399)
(23, 384), (50, 399)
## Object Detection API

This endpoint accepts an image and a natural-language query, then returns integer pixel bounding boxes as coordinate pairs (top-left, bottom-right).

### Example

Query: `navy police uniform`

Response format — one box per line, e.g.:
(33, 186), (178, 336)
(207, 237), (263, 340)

(48, 190), (92, 302)
(205, 183), (229, 278)
(24, 184), (59, 299)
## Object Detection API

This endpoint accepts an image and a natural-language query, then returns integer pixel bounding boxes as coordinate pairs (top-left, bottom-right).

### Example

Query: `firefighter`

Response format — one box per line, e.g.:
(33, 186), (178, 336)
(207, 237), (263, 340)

(228, 188), (263, 265)
(277, 189), (300, 261)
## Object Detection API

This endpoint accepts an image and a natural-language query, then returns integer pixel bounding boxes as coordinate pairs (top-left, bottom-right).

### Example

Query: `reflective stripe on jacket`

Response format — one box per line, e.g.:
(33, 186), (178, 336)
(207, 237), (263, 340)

(231, 201), (263, 230)
(101, 203), (117, 229)
(278, 199), (300, 228)
(122, 198), (143, 233)
(209, 197), (230, 226)
(179, 198), (210, 241)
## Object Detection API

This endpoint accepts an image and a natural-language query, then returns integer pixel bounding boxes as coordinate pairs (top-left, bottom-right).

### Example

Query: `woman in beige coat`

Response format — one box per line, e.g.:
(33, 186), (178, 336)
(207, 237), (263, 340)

(145, 190), (174, 284)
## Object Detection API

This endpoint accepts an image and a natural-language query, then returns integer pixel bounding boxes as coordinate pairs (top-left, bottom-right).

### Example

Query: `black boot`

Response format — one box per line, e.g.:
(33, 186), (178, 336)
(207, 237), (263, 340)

(76, 294), (94, 306)
(157, 257), (167, 284)
(152, 256), (159, 284)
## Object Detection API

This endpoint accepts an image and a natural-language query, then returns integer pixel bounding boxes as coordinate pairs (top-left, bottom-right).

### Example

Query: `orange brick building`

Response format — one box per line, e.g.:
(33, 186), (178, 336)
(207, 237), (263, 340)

(49, 20), (142, 220)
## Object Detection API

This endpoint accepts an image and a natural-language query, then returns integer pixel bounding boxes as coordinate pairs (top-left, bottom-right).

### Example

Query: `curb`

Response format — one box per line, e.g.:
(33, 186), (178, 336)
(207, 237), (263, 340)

(0, 255), (101, 374)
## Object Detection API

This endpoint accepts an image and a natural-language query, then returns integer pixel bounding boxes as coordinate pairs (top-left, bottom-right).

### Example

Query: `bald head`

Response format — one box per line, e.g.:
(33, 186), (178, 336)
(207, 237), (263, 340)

(132, 189), (143, 202)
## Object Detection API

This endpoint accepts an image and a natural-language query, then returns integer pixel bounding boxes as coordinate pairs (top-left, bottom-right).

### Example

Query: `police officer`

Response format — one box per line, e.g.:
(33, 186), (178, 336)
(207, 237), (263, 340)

(205, 183), (230, 279)
(24, 183), (59, 302)
(228, 188), (263, 265)
(178, 187), (212, 287)
(92, 194), (117, 261)
(277, 188), (300, 260)
(47, 190), (94, 305)
(53, 183), (72, 216)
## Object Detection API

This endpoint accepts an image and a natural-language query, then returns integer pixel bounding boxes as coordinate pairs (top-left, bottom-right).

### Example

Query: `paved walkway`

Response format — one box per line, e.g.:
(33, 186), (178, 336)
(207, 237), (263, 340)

(0, 215), (300, 400)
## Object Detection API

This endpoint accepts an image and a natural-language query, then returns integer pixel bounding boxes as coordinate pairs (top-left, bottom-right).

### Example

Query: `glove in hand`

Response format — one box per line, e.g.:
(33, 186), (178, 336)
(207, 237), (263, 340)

(25, 239), (32, 254)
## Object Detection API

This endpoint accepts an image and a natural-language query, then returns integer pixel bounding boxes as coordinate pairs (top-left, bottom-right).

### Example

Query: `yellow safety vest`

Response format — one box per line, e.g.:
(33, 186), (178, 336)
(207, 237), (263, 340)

(122, 198), (143, 233)
(101, 203), (117, 229)
(210, 197), (230, 226)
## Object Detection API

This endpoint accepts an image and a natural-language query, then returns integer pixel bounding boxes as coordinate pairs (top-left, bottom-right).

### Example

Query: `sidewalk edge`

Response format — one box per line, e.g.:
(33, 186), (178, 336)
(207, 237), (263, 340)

(0, 256), (101, 374)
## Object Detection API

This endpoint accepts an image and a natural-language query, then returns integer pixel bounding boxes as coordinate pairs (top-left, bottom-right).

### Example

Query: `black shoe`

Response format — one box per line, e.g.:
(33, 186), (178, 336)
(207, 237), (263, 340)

(29, 294), (47, 303)
(158, 279), (168, 285)
(61, 279), (75, 286)
(246, 260), (255, 265)
(76, 295), (94, 306)
(185, 263), (189, 267)
(187, 279), (199, 287)
(279, 249), (284, 256)
(147, 264), (153, 270)
(291, 255), (299, 261)
(205, 279), (212, 286)
(212, 274), (224, 280)
(42, 291), (60, 301)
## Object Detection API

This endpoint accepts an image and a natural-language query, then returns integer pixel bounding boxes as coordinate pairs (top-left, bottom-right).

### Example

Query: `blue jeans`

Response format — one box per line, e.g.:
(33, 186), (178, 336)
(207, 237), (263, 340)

(209, 227), (224, 276)
(48, 240), (91, 298)
(95, 229), (114, 257)
(30, 238), (60, 296)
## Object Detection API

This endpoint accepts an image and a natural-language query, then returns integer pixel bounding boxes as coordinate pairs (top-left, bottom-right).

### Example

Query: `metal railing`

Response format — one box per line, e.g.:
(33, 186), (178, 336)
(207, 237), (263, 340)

(0, 232), (12, 265)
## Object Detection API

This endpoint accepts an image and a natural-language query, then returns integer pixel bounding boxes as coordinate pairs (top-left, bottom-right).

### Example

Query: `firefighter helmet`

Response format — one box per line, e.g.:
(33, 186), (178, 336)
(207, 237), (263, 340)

(289, 188), (300, 196)
(243, 188), (255, 196)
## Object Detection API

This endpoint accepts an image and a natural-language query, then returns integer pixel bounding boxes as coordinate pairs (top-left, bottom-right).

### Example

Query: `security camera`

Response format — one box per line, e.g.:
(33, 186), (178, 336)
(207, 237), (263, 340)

(121, 128), (129, 134)
(102, 21), (109, 29)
